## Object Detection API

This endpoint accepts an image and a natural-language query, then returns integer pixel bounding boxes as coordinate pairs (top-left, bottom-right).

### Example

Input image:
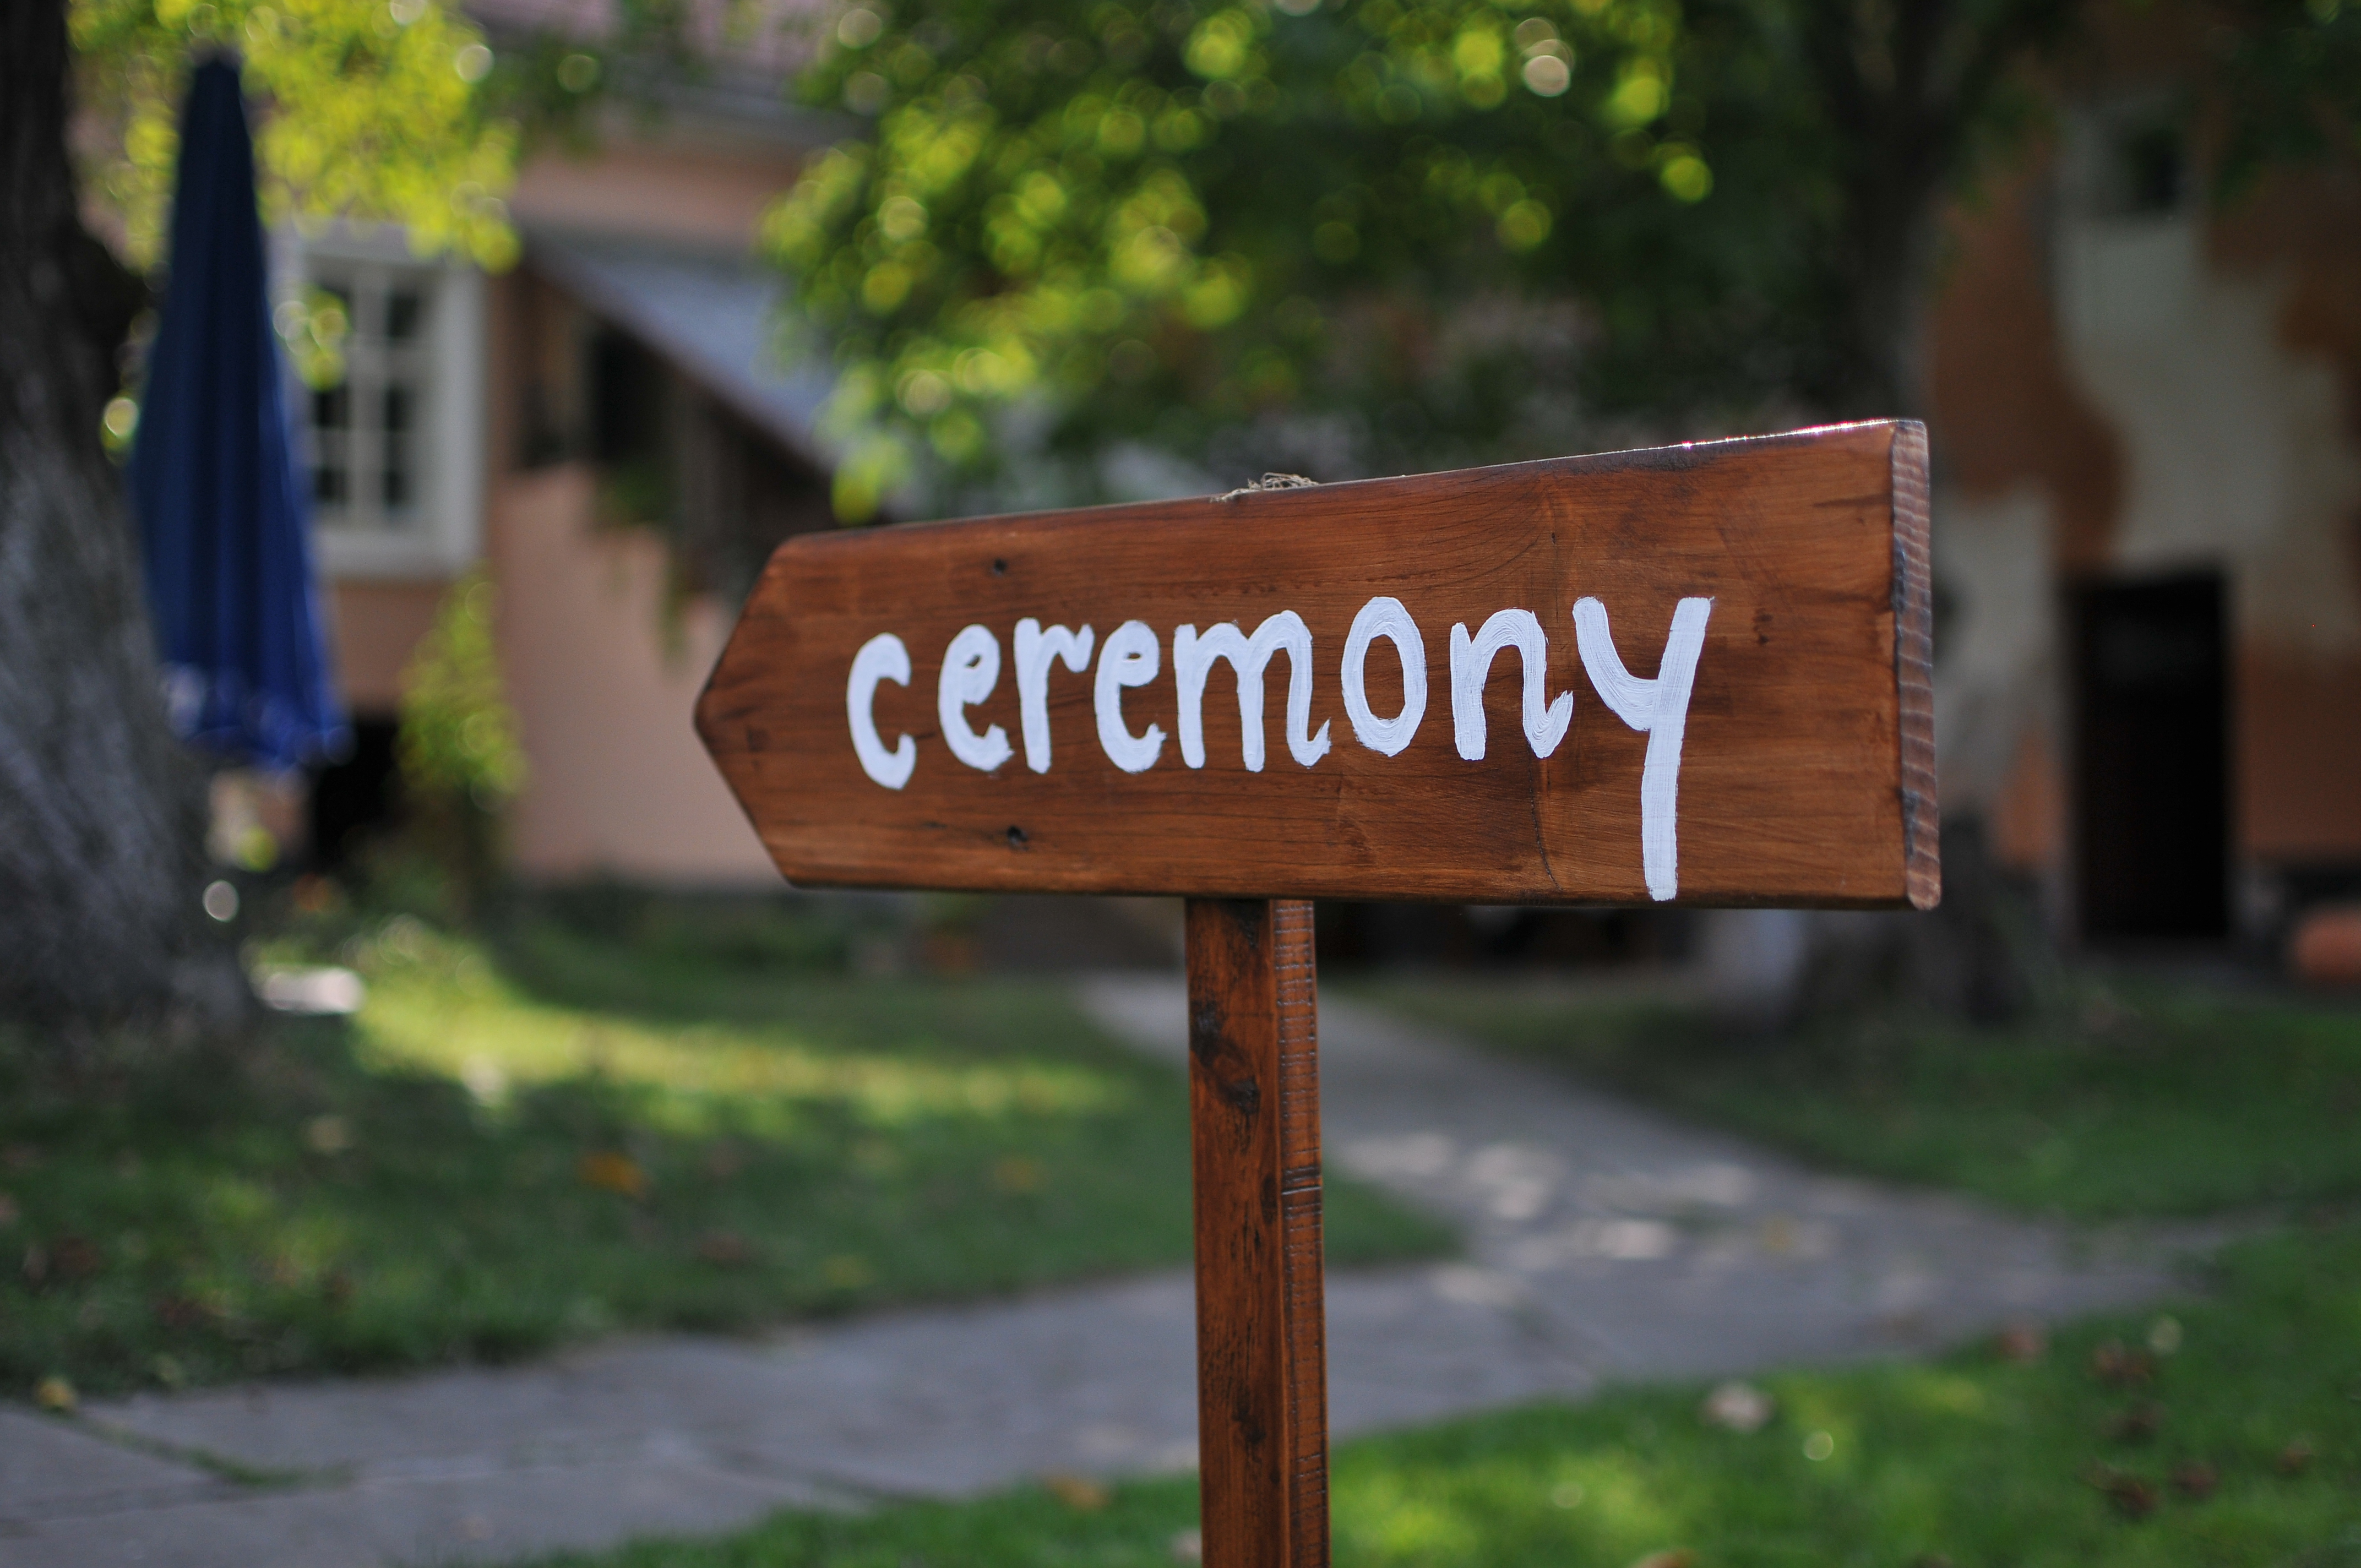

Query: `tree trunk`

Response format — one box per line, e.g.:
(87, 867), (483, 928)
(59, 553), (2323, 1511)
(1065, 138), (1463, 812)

(1735, 0), (2085, 1026)
(0, 0), (250, 1049)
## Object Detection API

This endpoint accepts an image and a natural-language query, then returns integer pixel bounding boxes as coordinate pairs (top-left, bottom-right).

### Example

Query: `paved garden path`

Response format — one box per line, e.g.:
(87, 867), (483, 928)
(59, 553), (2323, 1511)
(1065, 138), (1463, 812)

(3, 980), (2229, 1568)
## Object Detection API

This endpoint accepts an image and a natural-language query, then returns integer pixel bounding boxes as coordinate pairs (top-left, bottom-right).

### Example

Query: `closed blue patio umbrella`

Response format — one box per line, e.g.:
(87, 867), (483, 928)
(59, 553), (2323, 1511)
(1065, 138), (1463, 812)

(131, 56), (346, 772)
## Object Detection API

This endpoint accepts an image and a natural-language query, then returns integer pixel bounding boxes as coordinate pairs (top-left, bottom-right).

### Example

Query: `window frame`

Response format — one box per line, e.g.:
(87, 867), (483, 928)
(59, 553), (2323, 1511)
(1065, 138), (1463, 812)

(285, 226), (486, 580)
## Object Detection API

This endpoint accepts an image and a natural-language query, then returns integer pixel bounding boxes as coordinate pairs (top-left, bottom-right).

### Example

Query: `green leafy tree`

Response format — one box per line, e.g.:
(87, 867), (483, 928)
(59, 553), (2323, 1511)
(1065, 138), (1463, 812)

(71, 0), (523, 270)
(771, 0), (2360, 515)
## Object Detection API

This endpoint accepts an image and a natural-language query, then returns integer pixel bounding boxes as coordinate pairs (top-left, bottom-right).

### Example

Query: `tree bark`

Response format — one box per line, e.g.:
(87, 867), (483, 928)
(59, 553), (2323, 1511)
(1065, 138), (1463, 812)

(1799, 0), (2080, 418)
(1, 0), (250, 1049)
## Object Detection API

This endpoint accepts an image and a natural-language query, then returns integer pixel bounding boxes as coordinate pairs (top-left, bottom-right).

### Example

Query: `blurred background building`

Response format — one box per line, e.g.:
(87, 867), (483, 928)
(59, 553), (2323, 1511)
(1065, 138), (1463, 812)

(277, 0), (2359, 966)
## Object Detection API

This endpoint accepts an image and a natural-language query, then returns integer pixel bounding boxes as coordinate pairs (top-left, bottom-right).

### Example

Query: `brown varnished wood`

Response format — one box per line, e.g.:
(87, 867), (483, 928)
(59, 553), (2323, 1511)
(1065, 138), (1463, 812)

(1188, 898), (1329, 1568)
(696, 421), (1939, 907)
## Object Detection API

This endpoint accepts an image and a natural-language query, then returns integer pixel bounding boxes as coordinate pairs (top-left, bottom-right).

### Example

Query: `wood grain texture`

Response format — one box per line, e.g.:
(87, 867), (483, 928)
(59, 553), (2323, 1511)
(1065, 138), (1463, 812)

(1188, 898), (1329, 1568)
(697, 420), (1936, 907)
(1889, 421), (1941, 912)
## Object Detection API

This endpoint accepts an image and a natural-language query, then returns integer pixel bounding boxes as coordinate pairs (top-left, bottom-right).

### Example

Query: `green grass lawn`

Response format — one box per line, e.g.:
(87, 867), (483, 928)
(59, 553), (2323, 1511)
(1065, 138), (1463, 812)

(1361, 976), (2361, 1219)
(0, 905), (1448, 1398)
(516, 1217), (2361, 1567)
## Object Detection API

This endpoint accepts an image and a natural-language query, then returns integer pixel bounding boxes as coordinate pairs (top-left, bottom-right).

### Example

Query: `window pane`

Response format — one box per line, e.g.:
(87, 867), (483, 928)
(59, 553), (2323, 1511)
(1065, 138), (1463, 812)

(311, 380), (350, 511)
(386, 289), (425, 342)
(383, 383), (415, 511)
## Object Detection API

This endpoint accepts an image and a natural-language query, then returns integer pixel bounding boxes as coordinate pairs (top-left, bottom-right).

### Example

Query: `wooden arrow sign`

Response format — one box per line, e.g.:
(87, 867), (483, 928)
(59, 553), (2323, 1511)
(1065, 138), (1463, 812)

(697, 420), (1936, 911)
(694, 419), (1938, 1568)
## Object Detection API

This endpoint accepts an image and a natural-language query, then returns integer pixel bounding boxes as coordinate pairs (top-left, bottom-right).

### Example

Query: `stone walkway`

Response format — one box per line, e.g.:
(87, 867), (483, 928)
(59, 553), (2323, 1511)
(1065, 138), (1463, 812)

(2, 981), (2229, 1568)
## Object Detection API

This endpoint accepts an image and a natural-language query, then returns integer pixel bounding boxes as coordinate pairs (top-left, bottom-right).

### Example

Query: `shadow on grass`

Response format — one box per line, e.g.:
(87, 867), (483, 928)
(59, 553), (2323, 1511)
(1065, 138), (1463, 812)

(1, 909), (1449, 1400)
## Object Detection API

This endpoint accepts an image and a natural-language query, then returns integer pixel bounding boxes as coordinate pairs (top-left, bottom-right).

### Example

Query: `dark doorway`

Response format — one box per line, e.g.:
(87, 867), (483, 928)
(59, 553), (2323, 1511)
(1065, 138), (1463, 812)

(2069, 572), (2229, 941)
(308, 715), (402, 870)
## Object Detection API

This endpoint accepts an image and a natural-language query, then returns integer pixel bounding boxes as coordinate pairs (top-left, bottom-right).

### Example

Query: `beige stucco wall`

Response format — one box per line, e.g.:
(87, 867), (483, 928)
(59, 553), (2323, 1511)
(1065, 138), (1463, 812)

(326, 580), (448, 714)
(488, 464), (778, 883)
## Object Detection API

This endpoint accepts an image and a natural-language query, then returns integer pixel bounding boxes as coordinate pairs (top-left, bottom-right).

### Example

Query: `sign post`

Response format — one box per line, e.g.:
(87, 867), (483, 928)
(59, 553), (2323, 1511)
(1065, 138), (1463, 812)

(697, 420), (1937, 1566)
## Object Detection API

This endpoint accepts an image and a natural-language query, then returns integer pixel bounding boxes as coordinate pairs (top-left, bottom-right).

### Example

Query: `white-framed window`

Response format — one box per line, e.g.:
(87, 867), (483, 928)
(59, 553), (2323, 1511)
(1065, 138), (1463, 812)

(285, 227), (485, 578)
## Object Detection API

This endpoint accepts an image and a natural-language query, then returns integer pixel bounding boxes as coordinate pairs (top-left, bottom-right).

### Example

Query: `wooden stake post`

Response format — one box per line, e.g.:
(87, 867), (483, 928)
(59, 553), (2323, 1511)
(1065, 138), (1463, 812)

(697, 421), (1938, 1567)
(1188, 897), (1328, 1568)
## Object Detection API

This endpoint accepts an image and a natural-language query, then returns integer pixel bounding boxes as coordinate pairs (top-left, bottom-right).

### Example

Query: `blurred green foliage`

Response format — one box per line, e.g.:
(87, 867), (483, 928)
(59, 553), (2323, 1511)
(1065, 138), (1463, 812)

(69, 0), (522, 269)
(396, 567), (527, 913)
(771, 0), (2361, 516)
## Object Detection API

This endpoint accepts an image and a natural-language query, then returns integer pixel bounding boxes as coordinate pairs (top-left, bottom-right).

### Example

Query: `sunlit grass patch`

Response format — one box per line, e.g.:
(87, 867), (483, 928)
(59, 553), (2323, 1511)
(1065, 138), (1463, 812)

(0, 911), (1448, 1397)
(355, 918), (1134, 1137)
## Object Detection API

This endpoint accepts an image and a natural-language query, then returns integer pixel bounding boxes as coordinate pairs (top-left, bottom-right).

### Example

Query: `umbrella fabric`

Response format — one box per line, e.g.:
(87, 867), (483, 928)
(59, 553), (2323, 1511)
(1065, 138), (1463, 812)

(131, 55), (346, 774)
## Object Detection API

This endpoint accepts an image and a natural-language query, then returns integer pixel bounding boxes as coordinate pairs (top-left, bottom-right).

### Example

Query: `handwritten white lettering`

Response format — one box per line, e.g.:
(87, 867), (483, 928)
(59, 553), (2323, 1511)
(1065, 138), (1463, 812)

(1014, 618), (1095, 774)
(1573, 596), (1713, 900)
(1449, 608), (1572, 761)
(1173, 612), (1332, 771)
(938, 624), (1015, 773)
(1341, 596), (1427, 757)
(1095, 619), (1167, 774)
(847, 632), (917, 790)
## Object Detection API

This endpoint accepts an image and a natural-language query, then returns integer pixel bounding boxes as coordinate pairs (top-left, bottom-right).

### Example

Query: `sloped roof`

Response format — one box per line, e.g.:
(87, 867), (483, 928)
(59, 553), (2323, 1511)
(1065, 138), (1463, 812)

(529, 230), (837, 471)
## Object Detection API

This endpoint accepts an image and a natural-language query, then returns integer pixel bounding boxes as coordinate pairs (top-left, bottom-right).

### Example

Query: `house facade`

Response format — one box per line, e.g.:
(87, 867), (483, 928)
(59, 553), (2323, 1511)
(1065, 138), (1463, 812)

(1925, 36), (2361, 948)
(299, 72), (830, 883)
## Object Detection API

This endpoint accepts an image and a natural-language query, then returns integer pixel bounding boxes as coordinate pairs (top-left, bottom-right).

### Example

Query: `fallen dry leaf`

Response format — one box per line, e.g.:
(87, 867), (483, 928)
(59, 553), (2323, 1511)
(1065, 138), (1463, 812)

(993, 1155), (1045, 1194)
(2106, 1402), (2164, 1444)
(694, 1231), (754, 1267)
(2091, 1340), (2156, 1387)
(2169, 1460), (2218, 1501)
(34, 1375), (76, 1413)
(154, 1293), (214, 1331)
(2107, 1476), (2159, 1519)
(578, 1151), (648, 1198)
(1041, 1472), (1111, 1511)
(30, 1235), (103, 1285)
(1628, 1551), (1696, 1568)
(2083, 1463), (2158, 1520)
(1994, 1320), (2047, 1364)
